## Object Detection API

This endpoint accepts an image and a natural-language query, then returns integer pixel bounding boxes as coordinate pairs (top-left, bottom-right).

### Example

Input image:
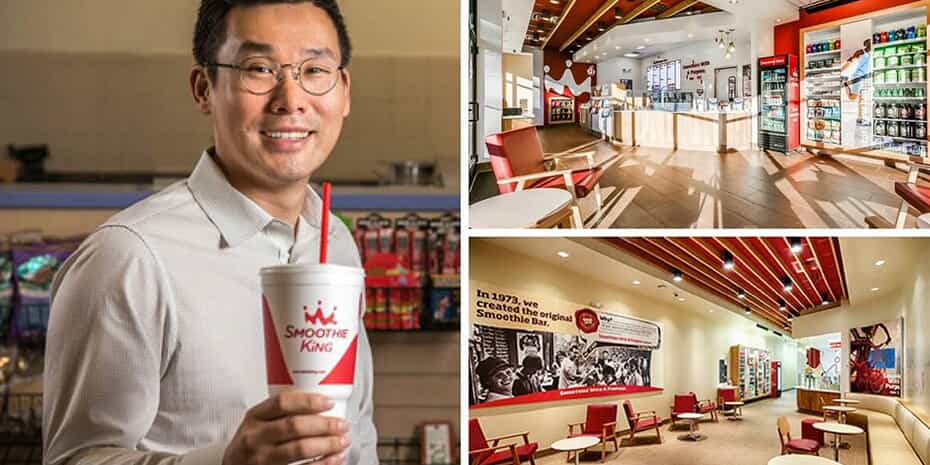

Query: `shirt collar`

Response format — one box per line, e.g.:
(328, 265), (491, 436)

(187, 150), (329, 248)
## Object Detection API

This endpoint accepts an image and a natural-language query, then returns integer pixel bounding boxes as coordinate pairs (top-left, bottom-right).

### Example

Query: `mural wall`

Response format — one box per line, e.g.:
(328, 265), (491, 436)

(543, 49), (596, 125)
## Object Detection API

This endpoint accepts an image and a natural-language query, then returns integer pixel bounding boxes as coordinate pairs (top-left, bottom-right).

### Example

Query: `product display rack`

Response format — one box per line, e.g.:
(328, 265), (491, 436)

(548, 96), (575, 124)
(729, 345), (773, 401)
(799, 1), (929, 160)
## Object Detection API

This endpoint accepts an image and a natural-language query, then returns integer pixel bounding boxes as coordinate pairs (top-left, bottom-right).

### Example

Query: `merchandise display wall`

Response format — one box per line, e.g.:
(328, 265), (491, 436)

(793, 243), (930, 423)
(470, 240), (798, 448)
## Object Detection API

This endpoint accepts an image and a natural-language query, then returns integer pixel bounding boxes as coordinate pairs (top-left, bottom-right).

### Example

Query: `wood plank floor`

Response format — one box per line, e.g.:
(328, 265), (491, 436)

(536, 125), (918, 229)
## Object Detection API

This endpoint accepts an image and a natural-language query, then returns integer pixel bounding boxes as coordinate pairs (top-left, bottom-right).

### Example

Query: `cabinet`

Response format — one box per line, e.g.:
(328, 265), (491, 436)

(729, 345), (773, 401)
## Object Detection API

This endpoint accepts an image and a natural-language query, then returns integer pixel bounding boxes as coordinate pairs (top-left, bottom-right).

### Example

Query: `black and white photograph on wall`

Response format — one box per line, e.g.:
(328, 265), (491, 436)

(468, 324), (654, 406)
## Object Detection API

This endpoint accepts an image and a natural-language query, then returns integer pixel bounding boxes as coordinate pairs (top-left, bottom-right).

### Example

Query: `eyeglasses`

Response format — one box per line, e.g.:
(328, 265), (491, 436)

(205, 56), (344, 96)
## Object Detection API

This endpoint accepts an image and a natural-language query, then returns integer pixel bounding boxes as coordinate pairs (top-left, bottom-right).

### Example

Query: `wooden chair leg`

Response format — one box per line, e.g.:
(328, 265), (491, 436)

(601, 439), (606, 463)
(895, 200), (910, 228)
(657, 425), (662, 443)
(528, 453), (537, 465)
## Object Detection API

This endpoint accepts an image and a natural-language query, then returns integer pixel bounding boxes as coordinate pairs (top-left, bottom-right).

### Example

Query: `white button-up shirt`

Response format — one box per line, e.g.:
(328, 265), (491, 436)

(43, 151), (378, 465)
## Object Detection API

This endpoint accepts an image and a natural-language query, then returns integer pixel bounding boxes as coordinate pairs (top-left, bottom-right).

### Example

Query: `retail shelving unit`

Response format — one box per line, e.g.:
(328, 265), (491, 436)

(729, 345), (773, 401)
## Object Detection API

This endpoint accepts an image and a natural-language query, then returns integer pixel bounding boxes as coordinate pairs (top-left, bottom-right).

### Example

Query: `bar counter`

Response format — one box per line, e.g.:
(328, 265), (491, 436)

(612, 110), (752, 153)
(796, 387), (840, 414)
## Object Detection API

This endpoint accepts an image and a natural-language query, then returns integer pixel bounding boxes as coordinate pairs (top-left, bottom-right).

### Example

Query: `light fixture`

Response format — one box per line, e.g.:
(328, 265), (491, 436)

(784, 325), (790, 330)
(550, 0), (560, 3)
(615, 7), (622, 20)
(636, 45), (646, 50)
(672, 269), (683, 282)
(778, 299), (787, 311)
(715, 29), (736, 56)
(725, 51), (732, 59)
(875, 259), (886, 266)
(623, 52), (641, 57)
(644, 38), (651, 43)
(821, 293), (830, 305)
(744, 307), (751, 315)
(737, 288), (746, 299)
(687, 33), (694, 38)
(783, 276), (793, 292)
(787, 314), (793, 322)
(633, 280), (641, 285)
(790, 237), (803, 254)
(557, 251), (569, 258)
(871, 287), (879, 292)
(598, 23), (606, 32)
(722, 251), (735, 270)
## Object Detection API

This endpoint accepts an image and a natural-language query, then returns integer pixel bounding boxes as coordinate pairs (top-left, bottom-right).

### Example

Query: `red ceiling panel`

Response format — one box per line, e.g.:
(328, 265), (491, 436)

(602, 237), (848, 332)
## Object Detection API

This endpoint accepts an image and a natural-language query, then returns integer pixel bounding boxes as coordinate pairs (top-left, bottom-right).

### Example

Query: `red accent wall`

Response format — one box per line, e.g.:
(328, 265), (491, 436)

(775, 0), (923, 55)
(774, 21), (800, 56)
(543, 49), (596, 126)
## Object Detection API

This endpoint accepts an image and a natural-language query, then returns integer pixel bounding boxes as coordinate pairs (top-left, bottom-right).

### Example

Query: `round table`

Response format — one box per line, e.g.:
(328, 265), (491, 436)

(767, 455), (841, 465)
(469, 188), (576, 229)
(813, 422), (864, 462)
(551, 436), (600, 465)
(917, 213), (930, 229)
(724, 401), (745, 420)
(676, 413), (707, 441)
(823, 405), (856, 423)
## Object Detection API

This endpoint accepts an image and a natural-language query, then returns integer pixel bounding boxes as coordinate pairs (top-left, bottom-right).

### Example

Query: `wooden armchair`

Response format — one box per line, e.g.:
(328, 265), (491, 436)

(567, 403), (618, 463)
(866, 156), (930, 228)
(777, 416), (820, 455)
(485, 126), (620, 226)
(622, 399), (662, 444)
(468, 418), (538, 465)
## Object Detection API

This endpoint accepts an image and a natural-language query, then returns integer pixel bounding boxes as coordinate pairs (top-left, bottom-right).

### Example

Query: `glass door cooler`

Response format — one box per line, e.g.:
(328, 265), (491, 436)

(758, 54), (800, 152)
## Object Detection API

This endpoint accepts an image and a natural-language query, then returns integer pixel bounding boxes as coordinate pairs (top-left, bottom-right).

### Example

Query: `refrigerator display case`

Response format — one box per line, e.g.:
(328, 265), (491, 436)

(758, 54), (800, 152)
(803, 27), (843, 145)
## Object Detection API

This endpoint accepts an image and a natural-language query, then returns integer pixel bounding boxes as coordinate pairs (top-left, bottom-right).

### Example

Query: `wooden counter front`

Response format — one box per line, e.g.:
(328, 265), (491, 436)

(797, 388), (840, 414)
(612, 110), (751, 153)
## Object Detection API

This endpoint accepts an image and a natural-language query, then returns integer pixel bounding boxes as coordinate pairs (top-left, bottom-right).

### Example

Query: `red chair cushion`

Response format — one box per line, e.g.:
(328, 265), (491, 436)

(633, 417), (659, 431)
(786, 438), (820, 453)
(469, 419), (492, 465)
(895, 182), (930, 213)
(478, 442), (539, 465)
(718, 387), (737, 403)
(622, 400), (635, 423)
(486, 127), (547, 194)
(801, 418), (824, 446)
(529, 168), (603, 197)
(672, 394), (695, 416)
(583, 404), (618, 435)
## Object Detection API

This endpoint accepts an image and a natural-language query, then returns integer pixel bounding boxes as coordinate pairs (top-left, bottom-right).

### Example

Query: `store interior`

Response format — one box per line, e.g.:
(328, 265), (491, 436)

(469, 236), (930, 465)
(469, 0), (930, 229)
(0, 2), (460, 464)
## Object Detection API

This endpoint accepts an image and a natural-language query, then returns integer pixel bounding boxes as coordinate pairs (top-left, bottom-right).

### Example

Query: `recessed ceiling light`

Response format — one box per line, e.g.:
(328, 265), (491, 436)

(677, 297), (686, 302)
(632, 280), (641, 285)
(636, 45), (646, 50)
(644, 38), (651, 43)
(687, 33), (694, 38)
(616, 45), (620, 49)
(874, 260), (886, 266)
(709, 309), (714, 313)
(776, 18), (782, 23)
(871, 287), (879, 292)
(729, 0), (738, 4)
(623, 52), (640, 57)
(557, 251), (569, 258)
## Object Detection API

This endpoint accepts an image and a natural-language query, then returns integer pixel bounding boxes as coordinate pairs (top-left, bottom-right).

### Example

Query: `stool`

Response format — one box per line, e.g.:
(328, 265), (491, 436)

(801, 418), (824, 447)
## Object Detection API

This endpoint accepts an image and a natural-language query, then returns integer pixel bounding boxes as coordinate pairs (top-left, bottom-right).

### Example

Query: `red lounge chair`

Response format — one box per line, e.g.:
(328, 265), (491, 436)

(469, 418), (538, 465)
(485, 126), (620, 226)
(567, 403), (619, 463)
(671, 392), (718, 424)
(622, 400), (662, 444)
(777, 416), (820, 455)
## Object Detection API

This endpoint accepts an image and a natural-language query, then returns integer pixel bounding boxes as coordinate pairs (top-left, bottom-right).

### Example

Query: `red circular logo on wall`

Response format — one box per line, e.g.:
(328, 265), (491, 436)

(574, 308), (600, 333)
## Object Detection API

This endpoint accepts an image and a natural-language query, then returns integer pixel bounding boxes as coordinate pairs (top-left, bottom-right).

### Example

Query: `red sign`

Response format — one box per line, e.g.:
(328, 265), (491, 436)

(760, 55), (787, 67)
(574, 308), (600, 333)
(470, 385), (664, 409)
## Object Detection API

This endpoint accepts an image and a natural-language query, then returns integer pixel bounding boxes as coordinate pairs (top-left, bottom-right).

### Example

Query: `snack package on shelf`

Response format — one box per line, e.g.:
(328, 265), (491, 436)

(363, 252), (422, 331)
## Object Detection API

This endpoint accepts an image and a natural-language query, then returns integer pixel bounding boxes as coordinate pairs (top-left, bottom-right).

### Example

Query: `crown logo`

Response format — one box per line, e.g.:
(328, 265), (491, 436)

(304, 300), (337, 325)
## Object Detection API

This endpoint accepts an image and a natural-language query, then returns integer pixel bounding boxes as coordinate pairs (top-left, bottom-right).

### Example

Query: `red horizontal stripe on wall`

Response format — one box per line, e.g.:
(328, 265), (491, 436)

(470, 385), (663, 409)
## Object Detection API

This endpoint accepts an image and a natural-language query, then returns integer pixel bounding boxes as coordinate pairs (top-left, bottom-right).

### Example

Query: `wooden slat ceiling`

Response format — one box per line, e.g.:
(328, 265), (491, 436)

(524, 0), (721, 53)
(602, 237), (848, 332)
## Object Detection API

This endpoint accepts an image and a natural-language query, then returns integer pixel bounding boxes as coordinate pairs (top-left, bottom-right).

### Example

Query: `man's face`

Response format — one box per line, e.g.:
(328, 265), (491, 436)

(488, 367), (515, 395)
(198, 3), (351, 188)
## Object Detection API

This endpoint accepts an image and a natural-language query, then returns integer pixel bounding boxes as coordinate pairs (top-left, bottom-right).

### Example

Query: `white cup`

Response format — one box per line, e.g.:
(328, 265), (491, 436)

(260, 263), (364, 418)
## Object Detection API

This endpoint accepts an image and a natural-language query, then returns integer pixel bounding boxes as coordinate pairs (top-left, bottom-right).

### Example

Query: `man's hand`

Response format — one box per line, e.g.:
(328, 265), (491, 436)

(223, 391), (351, 465)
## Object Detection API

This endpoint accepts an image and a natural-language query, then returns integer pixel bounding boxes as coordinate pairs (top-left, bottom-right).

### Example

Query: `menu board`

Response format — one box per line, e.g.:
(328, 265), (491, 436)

(647, 60), (681, 91)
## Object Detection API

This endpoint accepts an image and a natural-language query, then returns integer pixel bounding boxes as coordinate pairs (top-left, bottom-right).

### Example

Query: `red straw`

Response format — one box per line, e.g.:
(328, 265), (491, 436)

(319, 182), (331, 264)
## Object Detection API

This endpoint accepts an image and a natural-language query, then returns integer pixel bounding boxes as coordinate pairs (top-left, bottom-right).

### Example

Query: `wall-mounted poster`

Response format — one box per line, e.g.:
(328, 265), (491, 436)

(468, 282), (662, 408)
(742, 64), (752, 98)
(849, 317), (903, 397)
(719, 359), (728, 384)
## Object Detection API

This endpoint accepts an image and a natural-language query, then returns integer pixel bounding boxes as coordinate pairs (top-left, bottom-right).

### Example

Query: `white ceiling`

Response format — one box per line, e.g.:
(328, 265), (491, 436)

(501, 0), (535, 54)
(837, 236), (929, 305)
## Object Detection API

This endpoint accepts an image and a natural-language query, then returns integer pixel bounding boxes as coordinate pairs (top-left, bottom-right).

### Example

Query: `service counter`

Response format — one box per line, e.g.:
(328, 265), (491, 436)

(796, 387), (841, 414)
(611, 110), (752, 153)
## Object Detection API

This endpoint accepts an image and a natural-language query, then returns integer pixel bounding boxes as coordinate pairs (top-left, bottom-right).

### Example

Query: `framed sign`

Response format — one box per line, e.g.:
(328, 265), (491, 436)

(420, 421), (455, 465)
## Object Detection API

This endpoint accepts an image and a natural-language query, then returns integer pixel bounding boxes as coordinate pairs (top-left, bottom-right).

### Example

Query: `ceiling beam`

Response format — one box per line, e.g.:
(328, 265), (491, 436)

(616, 0), (663, 25)
(716, 238), (804, 316)
(656, 0), (699, 19)
(542, 0), (578, 49)
(735, 237), (808, 311)
(559, 0), (620, 52)
(757, 238), (818, 308)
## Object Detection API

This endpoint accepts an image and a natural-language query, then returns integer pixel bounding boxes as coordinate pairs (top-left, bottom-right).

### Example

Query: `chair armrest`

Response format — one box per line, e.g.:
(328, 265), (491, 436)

(568, 421), (584, 435)
(601, 421), (617, 436)
(487, 431), (532, 446)
(495, 169), (573, 185)
(470, 443), (518, 465)
(636, 410), (657, 417)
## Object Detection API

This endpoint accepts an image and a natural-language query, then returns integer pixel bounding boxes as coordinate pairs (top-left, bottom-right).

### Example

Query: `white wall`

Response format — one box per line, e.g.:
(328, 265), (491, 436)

(596, 57), (643, 95)
(793, 245), (930, 420)
(471, 240), (798, 448)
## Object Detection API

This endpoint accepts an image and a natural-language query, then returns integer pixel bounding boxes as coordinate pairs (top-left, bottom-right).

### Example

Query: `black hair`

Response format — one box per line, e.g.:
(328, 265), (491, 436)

(193, 0), (352, 81)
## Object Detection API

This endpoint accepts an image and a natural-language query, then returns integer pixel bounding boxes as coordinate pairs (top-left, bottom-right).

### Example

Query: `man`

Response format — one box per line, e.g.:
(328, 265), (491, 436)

(511, 355), (543, 396)
(475, 357), (515, 402)
(841, 39), (871, 122)
(558, 347), (580, 389)
(42, 2), (376, 465)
